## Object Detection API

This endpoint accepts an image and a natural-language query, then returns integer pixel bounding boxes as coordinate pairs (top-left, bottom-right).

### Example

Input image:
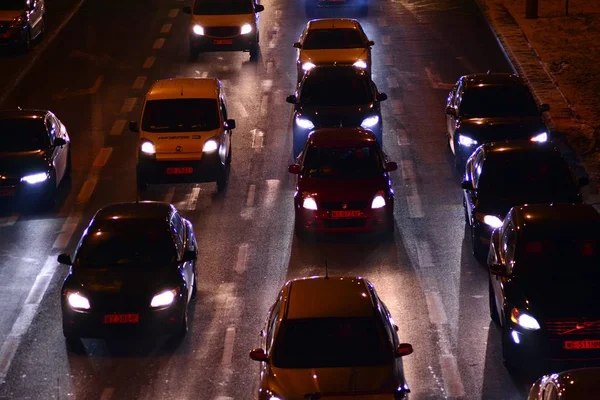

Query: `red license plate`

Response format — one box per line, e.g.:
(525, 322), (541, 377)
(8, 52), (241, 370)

(103, 313), (140, 324)
(331, 210), (362, 218)
(166, 167), (193, 175)
(213, 39), (233, 45)
(564, 340), (600, 350)
(0, 188), (15, 197)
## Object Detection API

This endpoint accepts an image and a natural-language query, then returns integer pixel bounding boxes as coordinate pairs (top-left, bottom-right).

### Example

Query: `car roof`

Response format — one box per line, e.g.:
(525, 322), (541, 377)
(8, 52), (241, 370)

(146, 78), (220, 101)
(461, 73), (525, 88)
(0, 109), (49, 120)
(512, 203), (600, 234)
(306, 18), (361, 30)
(481, 140), (559, 158)
(306, 128), (378, 148)
(283, 276), (377, 320)
(93, 201), (176, 222)
(305, 65), (368, 79)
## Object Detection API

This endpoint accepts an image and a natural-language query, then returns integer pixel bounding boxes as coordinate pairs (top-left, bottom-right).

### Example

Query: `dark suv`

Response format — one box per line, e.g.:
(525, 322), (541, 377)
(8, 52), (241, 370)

(445, 73), (550, 169)
(286, 66), (387, 158)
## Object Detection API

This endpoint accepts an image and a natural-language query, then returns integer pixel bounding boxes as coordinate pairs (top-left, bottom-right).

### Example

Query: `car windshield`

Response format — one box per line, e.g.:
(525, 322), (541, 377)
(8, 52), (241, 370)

(300, 76), (373, 106)
(303, 145), (384, 179)
(74, 221), (177, 268)
(478, 155), (578, 203)
(460, 86), (539, 117)
(303, 29), (365, 49)
(271, 317), (392, 368)
(193, 0), (253, 15)
(0, 119), (48, 152)
(142, 99), (220, 132)
(1, 0), (24, 10)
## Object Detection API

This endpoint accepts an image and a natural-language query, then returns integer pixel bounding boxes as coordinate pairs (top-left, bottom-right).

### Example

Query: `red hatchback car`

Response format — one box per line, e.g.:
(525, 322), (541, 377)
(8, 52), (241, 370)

(289, 128), (397, 236)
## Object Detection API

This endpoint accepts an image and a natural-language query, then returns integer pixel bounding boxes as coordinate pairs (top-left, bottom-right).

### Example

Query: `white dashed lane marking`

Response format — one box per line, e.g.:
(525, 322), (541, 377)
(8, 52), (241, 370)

(53, 213), (81, 249)
(425, 291), (448, 324)
(0, 214), (19, 227)
(168, 8), (179, 18)
(235, 244), (248, 274)
(160, 23), (172, 34)
(264, 179), (280, 208)
(153, 38), (165, 49)
(109, 119), (127, 136)
(221, 327), (236, 365)
(132, 76), (147, 90)
(142, 56), (156, 69)
(121, 98), (137, 113)
(92, 147), (113, 168)
(246, 184), (256, 207)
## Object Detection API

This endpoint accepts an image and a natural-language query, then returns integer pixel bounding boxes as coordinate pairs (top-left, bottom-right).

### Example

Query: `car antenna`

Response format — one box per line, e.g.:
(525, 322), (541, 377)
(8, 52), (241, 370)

(325, 261), (329, 279)
(17, 106), (22, 111)
(486, 70), (491, 74)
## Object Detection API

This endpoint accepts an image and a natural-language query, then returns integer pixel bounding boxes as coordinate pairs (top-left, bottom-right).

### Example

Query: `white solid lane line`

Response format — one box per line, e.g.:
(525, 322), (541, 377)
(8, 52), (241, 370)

(221, 327), (236, 365)
(109, 119), (127, 136)
(397, 129), (410, 146)
(235, 244), (248, 274)
(142, 56), (156, 69)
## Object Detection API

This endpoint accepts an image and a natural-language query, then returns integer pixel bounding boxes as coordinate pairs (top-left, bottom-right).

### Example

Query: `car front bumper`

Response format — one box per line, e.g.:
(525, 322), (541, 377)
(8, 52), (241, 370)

(190, 33), (257, 52)
(0, 176), (54, 204)
(137, 152), (224, 184)
(295, 205), (392, 234)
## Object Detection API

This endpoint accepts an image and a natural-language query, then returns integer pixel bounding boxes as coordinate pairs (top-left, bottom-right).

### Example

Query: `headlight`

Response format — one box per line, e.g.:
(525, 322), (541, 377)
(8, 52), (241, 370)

(21, 172), (48, 184)
(140, 141), (156, 155)
(67, 292), (91, 310)
(302, 197), (317, 210)
(10, 15), (25, 27)
(371, 194), (386, 209)
(458, 134), (477, 147)
(353, 60), (368, 69)
(150, 289), (178, 308)
(530, 132), (548, 142)
(482, 215), (503, 228)
(203, 139), (219, 153)
(361, 115), (380, 128)
(192, 24), (204, 35)
(510, 307), (541, 330)
(295, 117), (314, 130)
(240, 23), (252, 35)
(301, 62), (316, 71)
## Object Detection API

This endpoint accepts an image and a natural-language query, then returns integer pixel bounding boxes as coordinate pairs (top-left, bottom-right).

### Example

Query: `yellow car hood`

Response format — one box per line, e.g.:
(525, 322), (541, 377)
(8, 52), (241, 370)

(300, 48), (369, 65)
(191, 14), (252, 27)
(268, 365), (396, 399)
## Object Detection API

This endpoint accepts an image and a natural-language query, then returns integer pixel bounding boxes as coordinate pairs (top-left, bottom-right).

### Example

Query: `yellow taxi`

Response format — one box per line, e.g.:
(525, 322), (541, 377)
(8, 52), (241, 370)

(250, 276), (413, 400)
(129, 78), (236, 192)
(182, 0), (264, 60)
(294, 18), (374, 82)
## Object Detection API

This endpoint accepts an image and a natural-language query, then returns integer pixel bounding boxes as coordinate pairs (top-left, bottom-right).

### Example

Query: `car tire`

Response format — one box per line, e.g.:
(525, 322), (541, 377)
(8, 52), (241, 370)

(216, 161), (230, 192)
(136, 174), (148, 192)
(489, 282), (500, 326)
(175, 308), (189, 339)
(249, 43), (259, 61)
(471, 225), (487, 261)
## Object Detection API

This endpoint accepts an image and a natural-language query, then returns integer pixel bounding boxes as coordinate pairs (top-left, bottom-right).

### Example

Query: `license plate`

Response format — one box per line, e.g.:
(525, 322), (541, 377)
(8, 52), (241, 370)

(166, 167), (193, 175)
(213, 39), (233, 45)
(564, 340), (600, 350)
(331, 210), (362, 218)
(103, 313), (140, 324)
(0, 188), (15, 197)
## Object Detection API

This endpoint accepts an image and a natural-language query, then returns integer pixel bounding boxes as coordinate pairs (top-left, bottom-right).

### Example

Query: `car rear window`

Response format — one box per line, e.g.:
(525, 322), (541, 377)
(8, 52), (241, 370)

(271, 317), (392, 368)
(193, 0), (253, 15)
(142, 99), (220, 132)
(460, 85), (539, 117)
(0, 119), (49, 152)
(303, 145), (384, 179)
(300, 75), (373, 106)
(303, 29), (365, 49)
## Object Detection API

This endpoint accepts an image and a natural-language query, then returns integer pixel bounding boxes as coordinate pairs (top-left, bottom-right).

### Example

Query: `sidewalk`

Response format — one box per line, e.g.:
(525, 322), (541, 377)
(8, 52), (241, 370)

(474, 0), (600, 203)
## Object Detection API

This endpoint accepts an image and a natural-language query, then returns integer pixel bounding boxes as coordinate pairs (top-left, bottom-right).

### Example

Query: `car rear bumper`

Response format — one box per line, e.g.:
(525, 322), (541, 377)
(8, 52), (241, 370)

(137, 153), (224, 184)
(0, 27), (25, 47)
(190, 34), (257, 52)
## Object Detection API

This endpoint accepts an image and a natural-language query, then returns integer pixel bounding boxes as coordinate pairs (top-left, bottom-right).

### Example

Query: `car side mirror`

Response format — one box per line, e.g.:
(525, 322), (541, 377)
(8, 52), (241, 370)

(57, 253), (72, 265)
(53, 137), (67, 147)
(225, 119), (236, 130)
(181, 250), (195, 262)
(385, 161), (398, 172)
(249, 348), (268, 362)
(288, 164), (301, 174)
(255, 4), (265, 12)
(446, 106), (457, 117)
(286, 95), (297, 104)
(293, 42), (301, 49)
(182, 6), (192, 14)
(539, 103), (550, 113)
(129, 121), (139, 132)
(367, 40), (375, 47)
(489, 263), (509, 278)
(460, 180), (474, 191)
(395, 343), (413, 357)
(377, 93), (388, 102)
(578, 176), (590, 187)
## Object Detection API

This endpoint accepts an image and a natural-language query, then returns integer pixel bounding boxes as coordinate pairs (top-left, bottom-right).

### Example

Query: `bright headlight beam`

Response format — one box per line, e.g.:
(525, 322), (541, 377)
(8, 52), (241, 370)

(295, 117), (314, 130)
(21, 172), (48, 184)
(301, 62), (316, 71)
(458, 134), (477, 147)
(240, 23), (252, 35)
(353, 60), (367, 69)
(530, 132), (548, 142)
(483, 215), (503, 228)
(203, 139), (218, 153)
(140, 141), (156, 155)
(302, 197), (317, 210)
(192, 24), (204, 35)
(361, 115), (379, 128)
(510, 308), (541, 330)
(150, 289), (177, 308)
(371, 195), (386, 209)
(67, 292), (90, 310)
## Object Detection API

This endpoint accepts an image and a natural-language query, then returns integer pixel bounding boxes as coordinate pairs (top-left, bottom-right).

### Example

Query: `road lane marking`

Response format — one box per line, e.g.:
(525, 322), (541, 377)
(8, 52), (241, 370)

(121, 98), (137, 113)
(153, 38), (165, 49)
(92, 147), (113, 168)
(397, 129), (410, 146)
(386, 77), (399, 89)
(0, 214), (19, 227)
(235, 244), (248, 274)
(0, 0), (88, 106)
(75, 177), (98, 205)
(425, 67), (454, 90)
(392, 100), (403, 114)
(0, 256), (58, 380)
(246, 184), (256, 207)
(110, 119), (127, 136)
(440, 355), (465, 397)
(400, 159), (415, 182)
(264, 179), (280, 208)
(425, 292), (448, 324)
(132, 76), (147, 90)
(251, 129), (265, 150)
(382, 35), (391, 45)
(160, 23), (172, 34)
(177, 186), (201, 211)
(221, 327), (236, 365)
(262, 79), (273, 92)
(168, 8), (179, 18)
(142, 56), (156, 69)
(234, 101), (248, 118)
(259, 95), (269, 117)
(406, 194), (424, 218)
(164, 187), (175, 204)
(53, 213), (81, 249)
(416, 240), (434, 268)
(266, 61), (274, 74)
(383, 55), (393, 66)
(54, 75), (104, 100)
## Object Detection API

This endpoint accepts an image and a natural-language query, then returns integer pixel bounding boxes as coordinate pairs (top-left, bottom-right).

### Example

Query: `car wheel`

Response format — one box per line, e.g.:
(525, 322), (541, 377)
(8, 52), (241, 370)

(249, 43), (259, 61)
(471, 225), (487, 261)
(136, 174), (148, 192)
(216, 162), (230, 192)
(175, 308), (189, 338)
(489, 282), (500, 326)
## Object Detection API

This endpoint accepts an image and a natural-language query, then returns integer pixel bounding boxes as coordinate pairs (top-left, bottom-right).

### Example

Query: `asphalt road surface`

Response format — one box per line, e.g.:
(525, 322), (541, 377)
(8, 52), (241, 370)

(0, 0), (533, 398)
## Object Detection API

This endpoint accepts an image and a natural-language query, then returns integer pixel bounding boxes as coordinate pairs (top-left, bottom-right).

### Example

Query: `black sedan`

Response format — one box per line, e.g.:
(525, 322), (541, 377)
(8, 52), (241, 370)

(461, 141), (585, 258)
(488, 203), (600, 375)
(286, 65), (387, 158)
(0, 109), (71, 208)
(59, 201), (198, 348)
(446, 73), (550, 169)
